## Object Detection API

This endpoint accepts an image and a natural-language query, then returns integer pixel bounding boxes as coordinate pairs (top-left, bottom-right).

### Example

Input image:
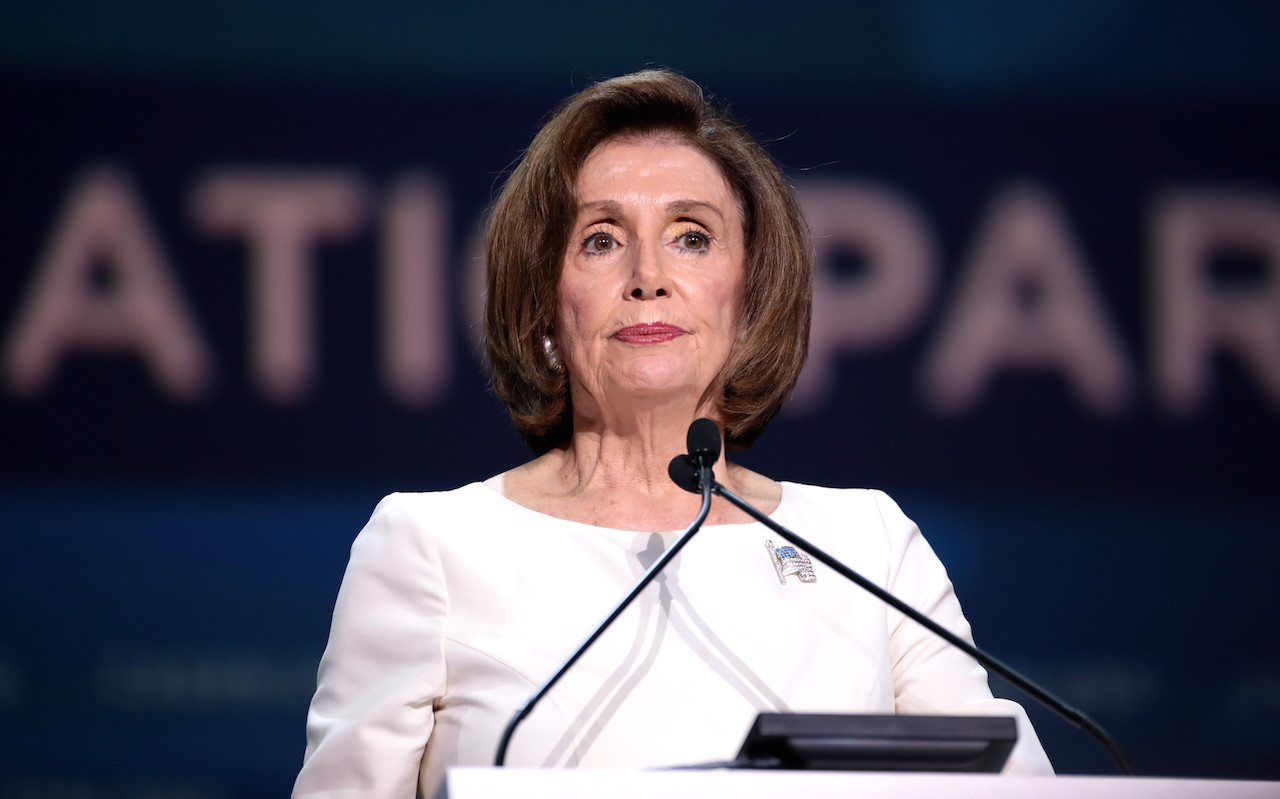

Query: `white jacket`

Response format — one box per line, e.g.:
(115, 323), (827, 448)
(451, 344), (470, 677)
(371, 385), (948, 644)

(294, 482), (1053, 798)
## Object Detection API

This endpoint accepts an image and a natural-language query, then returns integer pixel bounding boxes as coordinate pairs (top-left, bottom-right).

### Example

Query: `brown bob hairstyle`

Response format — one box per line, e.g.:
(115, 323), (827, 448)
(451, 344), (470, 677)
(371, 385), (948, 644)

(484, 69), (813, 454)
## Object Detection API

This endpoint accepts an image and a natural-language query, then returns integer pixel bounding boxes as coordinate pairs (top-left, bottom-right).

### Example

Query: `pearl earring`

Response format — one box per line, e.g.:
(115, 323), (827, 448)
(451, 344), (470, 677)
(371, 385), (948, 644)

(542, 334), (565, 374)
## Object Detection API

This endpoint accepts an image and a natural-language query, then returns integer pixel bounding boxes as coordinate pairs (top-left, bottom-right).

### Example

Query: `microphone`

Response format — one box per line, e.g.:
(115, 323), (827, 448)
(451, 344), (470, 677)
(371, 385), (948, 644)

(687, 417), (721, 467)
(493, 419), (718, 767)
(669, 419), (1134, 776)
(667, 453), (699, 494)
(669, 417), (720, 493)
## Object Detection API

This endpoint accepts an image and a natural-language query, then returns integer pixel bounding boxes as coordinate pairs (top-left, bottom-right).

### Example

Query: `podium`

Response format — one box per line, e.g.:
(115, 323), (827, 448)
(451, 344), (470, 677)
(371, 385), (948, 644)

(441, 767), (1280, 798)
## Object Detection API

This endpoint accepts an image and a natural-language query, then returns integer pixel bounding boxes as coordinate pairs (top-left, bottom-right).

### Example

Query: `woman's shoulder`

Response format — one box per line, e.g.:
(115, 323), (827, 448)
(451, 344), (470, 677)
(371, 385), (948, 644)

(352, 483), (499, 548)
(780, 481), (900, 512)
(779, 482), (919, 541)
(776, 483), (928, 582)
(371, 481), (494, 519)
(721, 464), (911, 533)
(349, 482), (565, 574)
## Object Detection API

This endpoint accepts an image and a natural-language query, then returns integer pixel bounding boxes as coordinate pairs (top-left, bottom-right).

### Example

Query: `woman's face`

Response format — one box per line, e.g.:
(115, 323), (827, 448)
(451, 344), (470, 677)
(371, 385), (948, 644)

(556, 135), (745, 417)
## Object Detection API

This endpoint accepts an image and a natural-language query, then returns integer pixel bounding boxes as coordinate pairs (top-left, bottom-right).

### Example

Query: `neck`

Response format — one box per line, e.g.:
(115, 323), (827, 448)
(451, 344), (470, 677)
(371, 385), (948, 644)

(494, 395), (778, 531)
(560, 409), (723, 496)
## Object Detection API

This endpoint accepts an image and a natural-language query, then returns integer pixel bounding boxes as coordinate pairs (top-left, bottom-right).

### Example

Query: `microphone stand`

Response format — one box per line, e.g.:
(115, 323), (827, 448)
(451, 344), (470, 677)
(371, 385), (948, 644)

(707, 477), (1135, 776)
(492, 459), (716, 767)
(492, 410), (1132, 775)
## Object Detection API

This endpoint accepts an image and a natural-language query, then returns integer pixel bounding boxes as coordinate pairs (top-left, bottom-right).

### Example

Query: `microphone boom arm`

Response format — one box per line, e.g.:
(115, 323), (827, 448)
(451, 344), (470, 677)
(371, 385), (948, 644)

(492, 467), (715, 767)
(710, 479), (1134, 776)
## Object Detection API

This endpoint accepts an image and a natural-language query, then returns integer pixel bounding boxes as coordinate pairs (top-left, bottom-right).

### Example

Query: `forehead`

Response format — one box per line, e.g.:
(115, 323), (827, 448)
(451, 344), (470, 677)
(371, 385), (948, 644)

(575, 135), (736, 209)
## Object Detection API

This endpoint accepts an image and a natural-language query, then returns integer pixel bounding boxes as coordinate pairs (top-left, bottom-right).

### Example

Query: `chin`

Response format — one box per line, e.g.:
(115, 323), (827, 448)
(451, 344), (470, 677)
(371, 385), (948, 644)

(611, 366), (702, 399)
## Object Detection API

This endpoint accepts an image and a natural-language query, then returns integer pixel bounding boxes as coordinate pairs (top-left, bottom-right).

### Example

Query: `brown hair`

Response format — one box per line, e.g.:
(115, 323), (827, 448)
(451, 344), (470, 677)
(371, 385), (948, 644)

(484, 69), (812, 453)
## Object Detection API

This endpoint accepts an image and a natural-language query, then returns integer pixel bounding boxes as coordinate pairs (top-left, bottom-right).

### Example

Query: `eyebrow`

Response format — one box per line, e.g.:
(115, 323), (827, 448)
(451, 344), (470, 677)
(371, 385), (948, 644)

(578, 200), (624, 220)
(666, 199), (724, 222)
(577, 198), (726, 224)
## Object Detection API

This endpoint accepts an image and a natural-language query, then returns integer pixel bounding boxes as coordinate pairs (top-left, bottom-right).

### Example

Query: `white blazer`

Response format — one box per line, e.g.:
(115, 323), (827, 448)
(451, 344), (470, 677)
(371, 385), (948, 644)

(294, 482), (1053, 798)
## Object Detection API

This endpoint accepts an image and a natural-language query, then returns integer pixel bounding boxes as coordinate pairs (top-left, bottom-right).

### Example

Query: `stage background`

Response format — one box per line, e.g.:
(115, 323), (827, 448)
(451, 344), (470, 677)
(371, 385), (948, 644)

(2, 3), (1279, 796)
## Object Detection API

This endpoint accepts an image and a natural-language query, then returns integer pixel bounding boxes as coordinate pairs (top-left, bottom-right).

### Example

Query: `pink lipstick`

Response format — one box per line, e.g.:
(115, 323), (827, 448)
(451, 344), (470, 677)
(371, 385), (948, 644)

(612, 322), (686, 344)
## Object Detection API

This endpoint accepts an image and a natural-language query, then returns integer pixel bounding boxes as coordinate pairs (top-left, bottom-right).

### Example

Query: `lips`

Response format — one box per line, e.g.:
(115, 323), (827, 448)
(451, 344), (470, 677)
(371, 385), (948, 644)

(612, 322), (686, 344)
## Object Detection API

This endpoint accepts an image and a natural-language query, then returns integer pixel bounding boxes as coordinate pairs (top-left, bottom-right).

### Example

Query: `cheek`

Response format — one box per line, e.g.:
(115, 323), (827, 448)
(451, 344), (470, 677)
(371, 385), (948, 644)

(555, 276), (606, 349)
(711, 269), (747, 357)
(710, 271), (744, 329)
(556, 281), (583, 322)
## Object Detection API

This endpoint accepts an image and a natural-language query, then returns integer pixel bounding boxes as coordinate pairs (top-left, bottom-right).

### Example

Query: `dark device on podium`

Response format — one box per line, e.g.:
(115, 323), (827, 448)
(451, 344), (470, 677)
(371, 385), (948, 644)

(735, 712), (1016, 773)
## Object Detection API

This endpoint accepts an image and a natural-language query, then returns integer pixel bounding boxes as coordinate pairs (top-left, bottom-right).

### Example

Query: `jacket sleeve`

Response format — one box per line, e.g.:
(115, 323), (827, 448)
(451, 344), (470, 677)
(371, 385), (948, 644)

(874, 490), (1055, 775)
(293, 493), (450, 798)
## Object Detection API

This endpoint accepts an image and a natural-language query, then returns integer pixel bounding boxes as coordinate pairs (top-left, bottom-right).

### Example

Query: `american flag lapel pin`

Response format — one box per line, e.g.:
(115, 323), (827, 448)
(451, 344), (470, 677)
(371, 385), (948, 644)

(765, 540), (816, 585)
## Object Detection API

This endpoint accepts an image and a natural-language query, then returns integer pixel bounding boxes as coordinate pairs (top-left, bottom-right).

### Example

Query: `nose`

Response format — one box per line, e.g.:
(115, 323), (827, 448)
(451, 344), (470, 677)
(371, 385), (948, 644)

(627, 241), (668, 300)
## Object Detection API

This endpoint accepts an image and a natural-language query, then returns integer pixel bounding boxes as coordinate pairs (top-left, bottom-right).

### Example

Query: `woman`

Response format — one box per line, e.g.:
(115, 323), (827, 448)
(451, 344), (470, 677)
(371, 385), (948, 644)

(293, 69), (1053, 798)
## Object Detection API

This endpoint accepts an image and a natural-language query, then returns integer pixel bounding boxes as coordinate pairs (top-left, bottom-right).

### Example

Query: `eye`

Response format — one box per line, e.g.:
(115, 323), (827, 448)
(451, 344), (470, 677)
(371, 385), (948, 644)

(677, 229), (712, 251)
(583, 231), (617, 254)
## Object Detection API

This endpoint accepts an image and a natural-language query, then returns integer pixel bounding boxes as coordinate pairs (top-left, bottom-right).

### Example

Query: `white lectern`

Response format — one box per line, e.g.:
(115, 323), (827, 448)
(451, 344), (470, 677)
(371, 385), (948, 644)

(442, 767), (1280, 799)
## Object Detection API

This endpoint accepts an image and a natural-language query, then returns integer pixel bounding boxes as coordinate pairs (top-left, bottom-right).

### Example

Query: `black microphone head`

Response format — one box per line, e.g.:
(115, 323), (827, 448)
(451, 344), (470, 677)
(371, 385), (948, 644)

(687, 418), (722, 466)
(667, 454), (701, 494)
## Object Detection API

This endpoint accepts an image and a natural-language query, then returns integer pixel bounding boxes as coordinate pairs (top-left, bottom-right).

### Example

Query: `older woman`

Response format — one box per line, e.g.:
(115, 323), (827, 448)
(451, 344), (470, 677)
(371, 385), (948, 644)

(293, 70), (1053, 798)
